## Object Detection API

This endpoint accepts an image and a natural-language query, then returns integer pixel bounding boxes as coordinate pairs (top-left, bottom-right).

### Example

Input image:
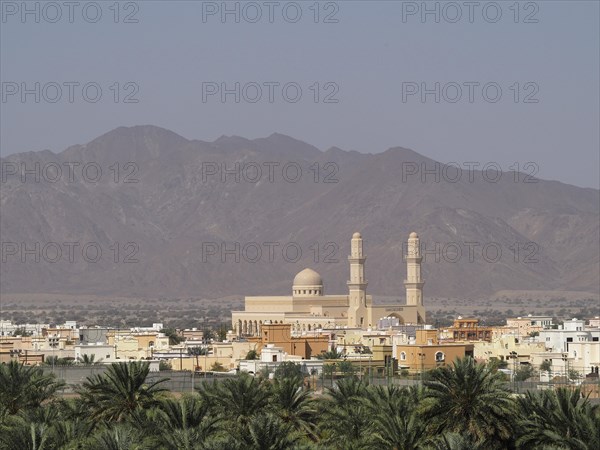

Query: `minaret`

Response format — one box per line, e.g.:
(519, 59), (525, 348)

(347, 232), (368, 328)
(404, 232), (424, 306)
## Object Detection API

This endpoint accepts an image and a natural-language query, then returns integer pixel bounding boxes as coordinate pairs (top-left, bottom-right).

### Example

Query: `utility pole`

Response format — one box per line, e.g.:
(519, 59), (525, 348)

(418, 352), (425, 385)
(204, 337), (208, 379)
(510, 351), (518, 392)
(359, 350), (362, 380)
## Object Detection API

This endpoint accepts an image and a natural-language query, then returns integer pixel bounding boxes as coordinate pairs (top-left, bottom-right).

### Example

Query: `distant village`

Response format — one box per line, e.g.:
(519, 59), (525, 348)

(2, 232), (599, 395)
(1, 314), (599, 384)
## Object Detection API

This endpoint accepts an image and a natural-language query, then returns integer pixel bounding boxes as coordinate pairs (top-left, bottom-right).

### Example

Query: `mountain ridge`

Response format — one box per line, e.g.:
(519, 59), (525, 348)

(1, 125), (598, 300)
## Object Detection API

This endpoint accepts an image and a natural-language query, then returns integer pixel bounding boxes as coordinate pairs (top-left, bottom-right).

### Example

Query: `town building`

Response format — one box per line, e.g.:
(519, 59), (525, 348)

(396, 342), (474, 372)
(239, 344), (325, 376)
(0, 320), (48, 336)
(473, 335), (546, 366)
(539, 318), (600, 353)
(248, 322), (329, 360)
(588, 317), (600, 328)
(74, 343), (118, 363)
(79, 326), (111, 345)
(232, 232), (427, 336)
(394, 329), (474, 372)
(505, 315), (553, 338)
(441, 317), (492, 342)
(106, 330), (170, 360)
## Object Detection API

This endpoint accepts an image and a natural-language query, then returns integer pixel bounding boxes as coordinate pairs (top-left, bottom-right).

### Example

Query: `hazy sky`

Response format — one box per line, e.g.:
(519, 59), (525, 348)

(1, 0), (599, 188)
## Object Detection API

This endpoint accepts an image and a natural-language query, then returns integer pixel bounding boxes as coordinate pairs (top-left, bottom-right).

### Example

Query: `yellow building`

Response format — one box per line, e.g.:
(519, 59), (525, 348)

(249, 323), (329, 359)
(474, 336), (546, 365)
(107, 330), (170, 360)
(396, 343), (474, 371)
(504, 315), (552, 338)
(0, 337), (45, 365)
(232, 232), (427, 336)
(395, 329), (474, 371)
(441, 317), (492, 342)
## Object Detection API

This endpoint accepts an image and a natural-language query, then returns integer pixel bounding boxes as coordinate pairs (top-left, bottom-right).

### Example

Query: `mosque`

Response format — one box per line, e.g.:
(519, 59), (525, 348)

(232, 232), (426, 336)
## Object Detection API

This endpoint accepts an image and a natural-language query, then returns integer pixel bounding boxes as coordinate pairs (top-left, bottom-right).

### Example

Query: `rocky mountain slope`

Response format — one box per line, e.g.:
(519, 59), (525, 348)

(1, 125), (598, 300)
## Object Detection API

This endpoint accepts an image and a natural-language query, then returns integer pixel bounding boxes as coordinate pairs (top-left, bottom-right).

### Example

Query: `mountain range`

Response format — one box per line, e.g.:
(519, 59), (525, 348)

(1, 125), (598, 301)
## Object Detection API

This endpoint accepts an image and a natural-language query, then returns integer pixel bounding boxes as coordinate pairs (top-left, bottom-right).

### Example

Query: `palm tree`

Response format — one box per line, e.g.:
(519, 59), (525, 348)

(422, 357), (516, 448)
(0, 402), (86, 450)
(45, 356), (75, 366)
(86, 424), (148, 450)
(150, 395), (220, 450)
(51, 409), (97, 449)
(0, 415), (53, 450)
(77, 354), (103, 365)
(318, 377), (375, 449)
(245, 413), (303, 450)
(188, 347), (208, 371)
(365, 385), (431, 450)
(0, 360), (65, 417)
(427, 432), (492, 450)
(270, 375), (318, 438)
(197, 373), (270, 426)
(162, 327), (183, 345)
(77, 361), (169, 422)
(516, 387), (600, 449)
(198, 373), (280, 450)
(317, 350), (341, 360)
(323, 376), (366, 408)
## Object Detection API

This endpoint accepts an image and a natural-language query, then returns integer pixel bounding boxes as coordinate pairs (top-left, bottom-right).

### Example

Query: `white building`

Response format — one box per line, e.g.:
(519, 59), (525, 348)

(538, 318), (600, 353)
(569, 341), (600, 376)
(239, 344), (324, 376)
(0, 320), (48, 336)
(74, 343), (118, 363)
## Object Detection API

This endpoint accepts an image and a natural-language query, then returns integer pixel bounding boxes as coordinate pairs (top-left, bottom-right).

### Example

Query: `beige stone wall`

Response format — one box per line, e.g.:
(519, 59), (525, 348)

(368, 304), (425, 326)
(473, 338), (546, 363)
(167, 355), (234, 371)
(505, 319), (543, 337)
(245, 296), (294, 312)
(396, 343), (474, 371)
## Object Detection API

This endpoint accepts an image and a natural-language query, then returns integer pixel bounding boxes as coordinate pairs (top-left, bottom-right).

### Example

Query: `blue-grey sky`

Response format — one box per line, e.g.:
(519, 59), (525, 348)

(1, 0), (599, 188)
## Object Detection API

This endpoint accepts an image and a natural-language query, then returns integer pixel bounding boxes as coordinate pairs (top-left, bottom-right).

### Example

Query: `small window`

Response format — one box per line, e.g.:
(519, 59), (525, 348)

(400, 352), (406, 361)
(435, 352), (445, 362)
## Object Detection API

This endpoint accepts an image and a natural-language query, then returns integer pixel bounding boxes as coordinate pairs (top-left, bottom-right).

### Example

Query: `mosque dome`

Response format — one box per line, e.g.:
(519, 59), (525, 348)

(293, 268), (323, 287)
(292, 268), (323, 296)
(352, 232), (362, 239)
(409, 232), (419, 238)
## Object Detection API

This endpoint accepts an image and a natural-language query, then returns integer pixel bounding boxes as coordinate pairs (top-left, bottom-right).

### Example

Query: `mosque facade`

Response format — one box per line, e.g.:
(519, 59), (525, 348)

(232, 232), (426, 336)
